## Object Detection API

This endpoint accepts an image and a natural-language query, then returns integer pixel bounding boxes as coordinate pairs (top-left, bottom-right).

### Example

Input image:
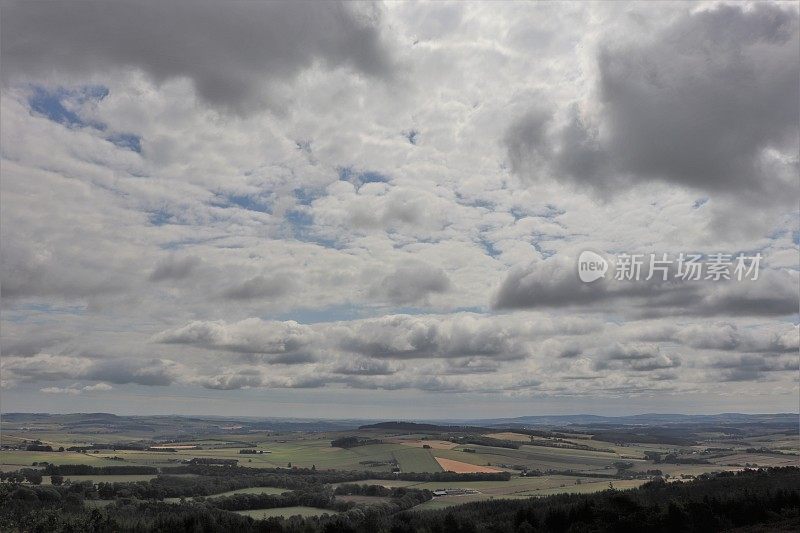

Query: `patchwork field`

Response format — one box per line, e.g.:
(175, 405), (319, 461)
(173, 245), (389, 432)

(4, 413), (795, 516)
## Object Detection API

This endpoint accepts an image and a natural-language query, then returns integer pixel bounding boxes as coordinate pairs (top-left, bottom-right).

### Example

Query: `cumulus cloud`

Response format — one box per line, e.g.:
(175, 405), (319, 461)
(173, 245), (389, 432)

(506, 4), (799, 202)
(221, 273), (297, 300)
(153, 318), (310, 355)
(1, 0), (395, 112)
(41, 382), (112, 394)
(40, 386), (81, 395)
(371, 261), (451, 304)
(154, 314), (534, 361)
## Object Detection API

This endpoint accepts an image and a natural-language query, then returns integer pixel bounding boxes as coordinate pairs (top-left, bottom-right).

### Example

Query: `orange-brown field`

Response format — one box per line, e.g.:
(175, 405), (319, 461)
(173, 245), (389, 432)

(434, 457), (502, 473)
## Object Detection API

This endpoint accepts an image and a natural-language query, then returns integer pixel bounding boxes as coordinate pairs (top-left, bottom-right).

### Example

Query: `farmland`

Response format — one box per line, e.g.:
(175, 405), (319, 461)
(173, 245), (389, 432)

(1, 412), (798, 530)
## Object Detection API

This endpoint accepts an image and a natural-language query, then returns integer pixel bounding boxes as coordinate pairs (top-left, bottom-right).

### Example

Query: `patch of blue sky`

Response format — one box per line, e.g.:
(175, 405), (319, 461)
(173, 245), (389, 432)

(286, 222), (340, 249)
(542, 204), (566, 218)
(5, 303), (87, 323)
(338, 167), (391, 189)
(158, 235), (228, 250)
(531, 239), (557, 259)
(28, 84), (107, 127)
(293, 187), (322, 206)
(286, 208), (313, 227)
(509, 207), (527, 221)
(107, 132), (142, 153)
(693, 197), (709, 209)
(29, 84), (143, 153)
(283, 207), (339, 248)
(211, 192), (271, 213)
(271, 304), (363, 324)
(479, 238), (502, 258)
(450, 306), (485, 314)
(455, 192), (494, 210)
(148, 209), (174, 226)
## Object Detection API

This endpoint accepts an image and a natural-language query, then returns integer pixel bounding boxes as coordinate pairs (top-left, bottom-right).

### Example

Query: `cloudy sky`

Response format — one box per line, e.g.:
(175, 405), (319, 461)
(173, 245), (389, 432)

(1, 1), (798, 419)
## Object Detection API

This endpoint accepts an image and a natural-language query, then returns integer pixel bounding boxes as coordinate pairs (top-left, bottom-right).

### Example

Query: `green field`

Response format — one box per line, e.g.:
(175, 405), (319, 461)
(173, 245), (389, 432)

(163, 485), (289, 503)
(0, 450), (132, 467)
(214, 486), (290, 497)
(392, 447), (442, 472)
(234, 507), (339, 519)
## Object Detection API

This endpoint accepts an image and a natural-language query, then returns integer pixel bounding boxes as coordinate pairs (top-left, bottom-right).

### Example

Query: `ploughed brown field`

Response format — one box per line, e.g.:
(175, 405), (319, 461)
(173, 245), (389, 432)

(434, 457), (502, 473)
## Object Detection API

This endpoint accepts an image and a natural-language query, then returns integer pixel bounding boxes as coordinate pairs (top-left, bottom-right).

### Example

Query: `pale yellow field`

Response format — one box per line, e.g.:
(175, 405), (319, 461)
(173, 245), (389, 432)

(483, 432), (532, 442)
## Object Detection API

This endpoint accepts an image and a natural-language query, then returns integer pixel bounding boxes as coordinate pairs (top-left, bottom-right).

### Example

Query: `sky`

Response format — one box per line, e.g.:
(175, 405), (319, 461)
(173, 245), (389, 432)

(0, 1), (798, 419)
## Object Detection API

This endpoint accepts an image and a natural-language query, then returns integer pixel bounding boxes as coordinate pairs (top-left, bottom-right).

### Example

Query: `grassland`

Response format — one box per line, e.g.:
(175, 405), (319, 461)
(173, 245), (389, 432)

(391, 446), (442, 472)
(164, 486), (289, 502)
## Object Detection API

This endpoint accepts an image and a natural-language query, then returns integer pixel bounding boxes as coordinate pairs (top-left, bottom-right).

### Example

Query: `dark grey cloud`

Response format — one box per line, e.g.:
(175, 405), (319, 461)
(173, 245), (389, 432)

(371, 262), (451, 305)
(1, 0), (394, 112)
(221, 273), (295, 300)
(2, 355), (178, 386)
(149, 255), (200, 282)
(712, 354), (799, 382)
(506, 4), (799, 200)
(1, 241), (127, 300)
(85, 358), (177, 386)
(493, 256), (799, 318)
(1, 330), (69, 357)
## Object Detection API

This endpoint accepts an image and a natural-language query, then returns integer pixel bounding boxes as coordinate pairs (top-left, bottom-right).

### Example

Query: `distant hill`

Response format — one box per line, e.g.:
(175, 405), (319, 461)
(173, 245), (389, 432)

(449, 412), (800, 428)
(358, 421), (493, 432)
